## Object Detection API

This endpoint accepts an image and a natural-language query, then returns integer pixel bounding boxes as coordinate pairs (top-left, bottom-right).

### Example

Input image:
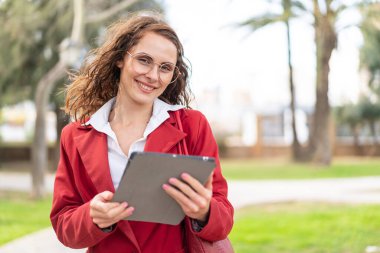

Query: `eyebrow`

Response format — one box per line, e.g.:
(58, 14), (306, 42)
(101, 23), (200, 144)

(135, 51), (176, 65)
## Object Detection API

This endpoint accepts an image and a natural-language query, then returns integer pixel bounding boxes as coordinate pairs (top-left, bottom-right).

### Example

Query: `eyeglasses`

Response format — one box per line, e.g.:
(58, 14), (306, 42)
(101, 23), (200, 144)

(126, 51), (180, 84)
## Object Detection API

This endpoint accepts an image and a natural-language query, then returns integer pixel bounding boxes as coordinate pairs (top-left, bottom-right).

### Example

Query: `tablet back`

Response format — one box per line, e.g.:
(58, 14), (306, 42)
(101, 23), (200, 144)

(112, 151), (216, 225)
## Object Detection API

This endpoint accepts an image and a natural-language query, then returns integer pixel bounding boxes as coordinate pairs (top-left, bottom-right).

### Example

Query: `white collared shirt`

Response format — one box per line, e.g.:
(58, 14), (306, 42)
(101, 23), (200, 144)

(86, 98), (184, 189)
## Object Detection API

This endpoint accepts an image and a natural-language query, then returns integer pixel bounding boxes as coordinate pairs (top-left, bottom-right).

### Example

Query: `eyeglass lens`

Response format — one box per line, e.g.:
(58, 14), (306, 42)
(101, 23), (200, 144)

(130, 53), (179, 84)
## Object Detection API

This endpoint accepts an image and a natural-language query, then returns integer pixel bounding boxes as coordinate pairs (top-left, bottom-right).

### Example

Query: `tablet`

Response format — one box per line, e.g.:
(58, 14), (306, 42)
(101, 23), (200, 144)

(112, 151), (216, 225)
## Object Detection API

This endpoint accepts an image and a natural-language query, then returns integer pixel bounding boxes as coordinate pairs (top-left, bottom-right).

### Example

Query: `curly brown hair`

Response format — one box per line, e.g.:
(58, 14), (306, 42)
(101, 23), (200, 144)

(65, 12), (192, 123)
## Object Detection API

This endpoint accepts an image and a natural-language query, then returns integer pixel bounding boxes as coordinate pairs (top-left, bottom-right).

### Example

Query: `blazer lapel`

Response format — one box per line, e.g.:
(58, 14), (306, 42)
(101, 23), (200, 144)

(74, 126), (140, 251)
(74, 127), (115, 193)
(144, 117), (187, 153)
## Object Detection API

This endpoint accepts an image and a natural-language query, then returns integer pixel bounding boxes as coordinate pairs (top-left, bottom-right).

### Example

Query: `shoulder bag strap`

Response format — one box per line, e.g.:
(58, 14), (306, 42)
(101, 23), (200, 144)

(174, 110), (189, 155)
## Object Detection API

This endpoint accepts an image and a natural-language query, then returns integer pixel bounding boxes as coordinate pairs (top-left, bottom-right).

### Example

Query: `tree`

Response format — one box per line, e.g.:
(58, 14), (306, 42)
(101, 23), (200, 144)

(358, 97), (380, 152)
(358, 3), (380, 154)
(33, 0), (163, 199)
(242, 0), (374, 166)
(240, 0), (304, 161)
(333, 103), (362, 152)
(0, 0), (162, 199)
(0, 1), (73, 106)
(335, 2), (380, 154)
(360, 2), (380, 98)
(306, 0), (338, 165)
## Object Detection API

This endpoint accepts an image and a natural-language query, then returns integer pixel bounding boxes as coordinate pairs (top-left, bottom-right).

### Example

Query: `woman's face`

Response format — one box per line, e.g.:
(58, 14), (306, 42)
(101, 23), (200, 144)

(116, 32), (178, 106)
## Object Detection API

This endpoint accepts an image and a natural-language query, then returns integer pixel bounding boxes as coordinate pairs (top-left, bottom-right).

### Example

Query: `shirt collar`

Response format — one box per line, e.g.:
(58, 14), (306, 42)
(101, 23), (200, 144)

(85, 98), (115, 131)
(145, 99), (184, 137)
(85, 97), (184, 135)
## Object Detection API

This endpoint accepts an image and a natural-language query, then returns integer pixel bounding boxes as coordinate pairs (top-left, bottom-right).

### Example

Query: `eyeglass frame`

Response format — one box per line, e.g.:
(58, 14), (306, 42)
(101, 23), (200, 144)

(126, 51), (181, 84)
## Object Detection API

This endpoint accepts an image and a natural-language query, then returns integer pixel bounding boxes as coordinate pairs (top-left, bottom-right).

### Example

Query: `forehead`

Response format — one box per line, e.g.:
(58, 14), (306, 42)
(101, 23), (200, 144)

(131, 32), (178, 63)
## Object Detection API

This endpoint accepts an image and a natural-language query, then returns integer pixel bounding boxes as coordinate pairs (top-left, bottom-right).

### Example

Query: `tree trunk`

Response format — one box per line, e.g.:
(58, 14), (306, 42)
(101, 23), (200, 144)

(351, 125), (362, 155)
(369, 120), (380, 155)
(53, 101), (69, 170)
(32, 60), (66, 199)
(285, 17), (302, 161)
(30, 0), (142, 199)
(308, 1), (337, 166)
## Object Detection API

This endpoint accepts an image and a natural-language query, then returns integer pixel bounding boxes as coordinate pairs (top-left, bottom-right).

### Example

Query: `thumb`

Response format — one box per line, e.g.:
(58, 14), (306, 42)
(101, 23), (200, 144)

(205, 172), (213, 190)
(98, 191), (114, 201)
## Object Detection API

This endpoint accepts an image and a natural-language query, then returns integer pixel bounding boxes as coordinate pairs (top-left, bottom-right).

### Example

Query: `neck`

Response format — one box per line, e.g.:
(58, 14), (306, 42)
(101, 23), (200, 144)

(109, 96), (153, 127)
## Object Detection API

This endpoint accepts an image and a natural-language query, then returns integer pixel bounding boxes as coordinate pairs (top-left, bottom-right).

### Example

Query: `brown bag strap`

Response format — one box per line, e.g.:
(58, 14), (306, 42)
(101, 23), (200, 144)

(175, 110), (234, 253)
(174, 110), (189, 155)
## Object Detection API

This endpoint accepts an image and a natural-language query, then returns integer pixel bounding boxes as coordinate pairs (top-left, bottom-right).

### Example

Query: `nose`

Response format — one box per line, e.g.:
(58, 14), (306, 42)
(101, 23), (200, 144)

(145, 63), (160, 82)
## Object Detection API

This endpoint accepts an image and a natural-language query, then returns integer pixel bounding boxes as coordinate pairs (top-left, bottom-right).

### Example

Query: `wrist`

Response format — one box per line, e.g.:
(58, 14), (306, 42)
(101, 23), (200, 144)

(191, 219), (205, 232)
(97, 223), (116, 233)
(197, 210), (210, 224)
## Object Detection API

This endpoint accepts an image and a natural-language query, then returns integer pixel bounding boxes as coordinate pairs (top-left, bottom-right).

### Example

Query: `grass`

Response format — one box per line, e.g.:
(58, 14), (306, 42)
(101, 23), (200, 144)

(221, 157), (380, 180)
(1, 157), (380, 249)
(0, 191), (52, 245)
(229, 202), (380, 253)
(2, 194), (379, 253)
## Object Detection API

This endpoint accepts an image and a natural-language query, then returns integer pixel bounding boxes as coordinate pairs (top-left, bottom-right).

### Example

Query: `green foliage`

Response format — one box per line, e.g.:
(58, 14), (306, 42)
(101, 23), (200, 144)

(221, 157), (380, 180)
(0, 0), (73, 105)
(333, 103), (361, 128)
(230, 203), (380, 253)
(0, 0), (162, 107)
(0, 191), (52, 245)
(360, 3), (380, 97)
(332, 95), (380, 143)
(334, 4), (380, 136)
(358, 96), (380, 122)
(238, 0), (307, 32)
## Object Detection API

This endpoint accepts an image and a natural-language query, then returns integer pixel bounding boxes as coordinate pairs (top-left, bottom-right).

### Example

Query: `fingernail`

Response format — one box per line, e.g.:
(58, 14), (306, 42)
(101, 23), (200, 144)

(182, 173), (189, 180)
(162, 184), (169, 190)
(169, 178), (176, 184)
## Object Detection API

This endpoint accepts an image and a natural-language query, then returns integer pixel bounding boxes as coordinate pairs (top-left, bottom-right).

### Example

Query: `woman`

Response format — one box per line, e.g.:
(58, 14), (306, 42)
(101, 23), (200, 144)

(50, 12), (234, 253)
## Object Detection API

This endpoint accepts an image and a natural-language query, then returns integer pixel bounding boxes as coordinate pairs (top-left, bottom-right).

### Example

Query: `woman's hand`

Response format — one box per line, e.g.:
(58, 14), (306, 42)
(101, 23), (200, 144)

(163, 172), (213, 222)
(89, 191), (134, 228)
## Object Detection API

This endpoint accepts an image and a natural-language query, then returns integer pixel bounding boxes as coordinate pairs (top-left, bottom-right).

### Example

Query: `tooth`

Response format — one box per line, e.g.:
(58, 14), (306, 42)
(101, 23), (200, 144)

(138, 81), (153, 91)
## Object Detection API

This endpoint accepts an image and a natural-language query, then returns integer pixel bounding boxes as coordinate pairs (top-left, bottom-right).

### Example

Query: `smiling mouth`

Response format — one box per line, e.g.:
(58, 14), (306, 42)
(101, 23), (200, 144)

(137, 81), (155, 92)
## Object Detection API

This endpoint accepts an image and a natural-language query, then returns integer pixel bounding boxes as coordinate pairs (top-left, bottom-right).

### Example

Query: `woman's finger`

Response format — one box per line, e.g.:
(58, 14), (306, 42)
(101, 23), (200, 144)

(90, 191), (118, 213)
(91, 201), (120, 214)
(167, 177), (208, 208)
(181, 173), (212, 199)
(93, 206), (135, 228)
(162, 184), (199, 213)
(114, 206), (135, 221)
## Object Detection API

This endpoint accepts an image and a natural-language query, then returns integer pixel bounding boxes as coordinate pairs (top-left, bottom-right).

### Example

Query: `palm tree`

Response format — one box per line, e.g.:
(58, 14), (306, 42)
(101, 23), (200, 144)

(306, 0), (338, 165)
(242, 0), (373, 166)
(240, 0), (304, 161)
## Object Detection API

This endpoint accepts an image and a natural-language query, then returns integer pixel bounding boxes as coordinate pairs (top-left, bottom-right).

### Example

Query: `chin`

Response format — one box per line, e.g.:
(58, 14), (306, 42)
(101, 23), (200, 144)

(131, 94), (156, 106)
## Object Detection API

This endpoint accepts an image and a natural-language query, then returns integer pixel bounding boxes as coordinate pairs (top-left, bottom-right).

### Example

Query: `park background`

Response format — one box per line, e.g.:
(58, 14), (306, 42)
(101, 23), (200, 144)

(1, 0), (380, 252)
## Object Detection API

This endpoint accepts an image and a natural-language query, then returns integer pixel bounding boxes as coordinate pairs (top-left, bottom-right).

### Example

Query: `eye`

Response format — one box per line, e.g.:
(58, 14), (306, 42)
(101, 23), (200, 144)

(136, 56), (152, 66)
(160, 63), (175, 73)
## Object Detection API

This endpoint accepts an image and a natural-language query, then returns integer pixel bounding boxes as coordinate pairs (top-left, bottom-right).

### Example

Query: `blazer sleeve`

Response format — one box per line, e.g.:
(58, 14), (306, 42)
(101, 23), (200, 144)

(183, 110), (234, 241)
(50, 126), (110, 249)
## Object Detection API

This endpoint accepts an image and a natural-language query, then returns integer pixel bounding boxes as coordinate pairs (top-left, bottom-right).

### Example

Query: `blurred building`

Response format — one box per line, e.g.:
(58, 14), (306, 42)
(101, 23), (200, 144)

(0, 100), (56, 143)
(1, 92), (379, 160)
(194, 84), (380, 158)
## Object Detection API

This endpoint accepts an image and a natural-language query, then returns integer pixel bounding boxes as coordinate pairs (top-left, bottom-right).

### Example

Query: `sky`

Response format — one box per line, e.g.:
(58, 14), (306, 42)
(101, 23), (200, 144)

(162, 0), (366, 112)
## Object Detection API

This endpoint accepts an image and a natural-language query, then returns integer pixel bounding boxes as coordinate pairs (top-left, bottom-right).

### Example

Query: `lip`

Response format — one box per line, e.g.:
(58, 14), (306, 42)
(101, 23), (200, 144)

(135, 80), (157, 93)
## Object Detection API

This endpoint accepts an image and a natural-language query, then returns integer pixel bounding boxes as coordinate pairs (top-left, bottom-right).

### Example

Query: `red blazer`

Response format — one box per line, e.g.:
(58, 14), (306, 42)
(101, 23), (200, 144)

(50, 109), (234, 253)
